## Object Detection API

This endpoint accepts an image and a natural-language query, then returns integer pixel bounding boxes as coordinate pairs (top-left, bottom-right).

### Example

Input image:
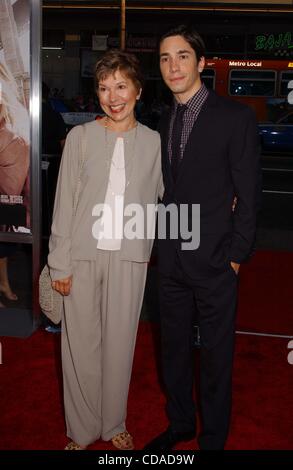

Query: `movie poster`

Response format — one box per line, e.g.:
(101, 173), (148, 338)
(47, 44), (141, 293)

(0, 0), (30, 234)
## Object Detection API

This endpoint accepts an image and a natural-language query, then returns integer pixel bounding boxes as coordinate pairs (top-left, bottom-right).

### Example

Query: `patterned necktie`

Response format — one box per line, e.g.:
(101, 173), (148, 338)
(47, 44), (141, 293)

(171, 104), (186, 182)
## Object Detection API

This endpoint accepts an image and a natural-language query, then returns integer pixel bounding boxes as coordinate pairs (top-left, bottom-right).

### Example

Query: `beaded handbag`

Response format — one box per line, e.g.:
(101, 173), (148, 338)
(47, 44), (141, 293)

(39, 264), (63, 324)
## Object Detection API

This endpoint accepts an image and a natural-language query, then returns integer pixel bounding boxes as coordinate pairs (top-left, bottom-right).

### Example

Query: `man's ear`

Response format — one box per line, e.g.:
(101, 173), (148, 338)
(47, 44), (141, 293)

(198, 56), (205, 73)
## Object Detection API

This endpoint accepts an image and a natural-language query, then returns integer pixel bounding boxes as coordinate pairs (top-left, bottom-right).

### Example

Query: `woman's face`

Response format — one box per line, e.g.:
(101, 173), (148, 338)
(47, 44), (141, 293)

(97, 69), (141, 124)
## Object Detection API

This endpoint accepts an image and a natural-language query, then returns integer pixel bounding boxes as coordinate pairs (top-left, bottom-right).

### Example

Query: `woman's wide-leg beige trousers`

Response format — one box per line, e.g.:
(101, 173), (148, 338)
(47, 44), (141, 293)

(61, 250), (148, 446)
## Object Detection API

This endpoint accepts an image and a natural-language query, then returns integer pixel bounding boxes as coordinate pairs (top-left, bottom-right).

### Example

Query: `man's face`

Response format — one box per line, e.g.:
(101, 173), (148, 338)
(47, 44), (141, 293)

(159, 35), (205, 103)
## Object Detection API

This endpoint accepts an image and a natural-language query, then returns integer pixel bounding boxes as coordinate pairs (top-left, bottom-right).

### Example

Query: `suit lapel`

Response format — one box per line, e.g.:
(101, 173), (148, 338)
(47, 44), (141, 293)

(159, 108), (174, 187)
(175, 91), (218, 186)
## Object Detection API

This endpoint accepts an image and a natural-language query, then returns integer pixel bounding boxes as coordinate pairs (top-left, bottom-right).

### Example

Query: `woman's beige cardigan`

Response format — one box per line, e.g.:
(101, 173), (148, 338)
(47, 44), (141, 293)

(48, 120), (163, 281)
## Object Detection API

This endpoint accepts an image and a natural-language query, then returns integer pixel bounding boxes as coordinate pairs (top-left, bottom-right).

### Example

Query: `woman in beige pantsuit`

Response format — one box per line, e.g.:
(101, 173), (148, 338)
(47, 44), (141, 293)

(48, 50), (163, 450)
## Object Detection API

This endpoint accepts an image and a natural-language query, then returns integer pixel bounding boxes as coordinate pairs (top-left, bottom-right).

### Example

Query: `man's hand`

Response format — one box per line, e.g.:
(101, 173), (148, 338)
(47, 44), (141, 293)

(230, 261), (240, 275)
(52, 275), (73, 296)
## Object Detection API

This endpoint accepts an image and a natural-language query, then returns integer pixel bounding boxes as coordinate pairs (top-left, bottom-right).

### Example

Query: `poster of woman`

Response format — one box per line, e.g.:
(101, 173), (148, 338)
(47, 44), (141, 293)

(0, 0), (30, 233)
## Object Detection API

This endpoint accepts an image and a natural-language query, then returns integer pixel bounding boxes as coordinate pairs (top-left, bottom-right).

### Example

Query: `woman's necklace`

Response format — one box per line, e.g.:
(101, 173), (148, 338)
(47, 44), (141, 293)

(104, 116), (138, 194)
(104, 116), (138, 169)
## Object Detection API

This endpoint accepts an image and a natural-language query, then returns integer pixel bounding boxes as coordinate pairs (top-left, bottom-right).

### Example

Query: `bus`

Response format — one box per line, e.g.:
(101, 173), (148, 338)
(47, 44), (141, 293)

(201, 58), (293, 152)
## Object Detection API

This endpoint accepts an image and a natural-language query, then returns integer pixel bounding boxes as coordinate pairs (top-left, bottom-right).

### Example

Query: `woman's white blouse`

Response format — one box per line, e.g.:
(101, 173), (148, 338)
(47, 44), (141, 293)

(97, 137), (125, 250)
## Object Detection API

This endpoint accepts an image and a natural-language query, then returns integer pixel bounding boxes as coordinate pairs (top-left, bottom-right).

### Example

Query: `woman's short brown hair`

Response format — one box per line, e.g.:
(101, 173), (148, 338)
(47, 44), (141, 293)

(95, 49), (143, 93)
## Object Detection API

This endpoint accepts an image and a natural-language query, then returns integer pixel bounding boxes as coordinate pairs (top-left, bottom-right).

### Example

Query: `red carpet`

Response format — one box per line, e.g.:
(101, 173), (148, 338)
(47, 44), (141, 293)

(236, 250), (293, 335)
(0, 322), (292, 450)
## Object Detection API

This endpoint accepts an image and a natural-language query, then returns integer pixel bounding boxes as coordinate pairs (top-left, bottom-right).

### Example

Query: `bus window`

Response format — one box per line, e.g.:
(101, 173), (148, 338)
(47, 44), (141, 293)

(201, 69), (215, 90)
(229, 70), (276, 97)
(280, 71), (293, 96)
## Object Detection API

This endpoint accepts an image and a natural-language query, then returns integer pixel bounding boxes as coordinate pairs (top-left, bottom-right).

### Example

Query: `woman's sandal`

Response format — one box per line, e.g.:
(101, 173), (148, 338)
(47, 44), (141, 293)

(64, 441), (86, 450)
(111, 431), (134, 450)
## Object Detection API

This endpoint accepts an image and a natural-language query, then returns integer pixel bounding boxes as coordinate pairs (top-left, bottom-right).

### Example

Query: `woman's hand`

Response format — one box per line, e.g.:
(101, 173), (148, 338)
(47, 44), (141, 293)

(52, 275), (73, 296)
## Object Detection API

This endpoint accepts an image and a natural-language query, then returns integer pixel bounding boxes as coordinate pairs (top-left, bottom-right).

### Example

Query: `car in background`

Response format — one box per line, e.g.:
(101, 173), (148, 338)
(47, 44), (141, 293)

(259, 111), (293, 152)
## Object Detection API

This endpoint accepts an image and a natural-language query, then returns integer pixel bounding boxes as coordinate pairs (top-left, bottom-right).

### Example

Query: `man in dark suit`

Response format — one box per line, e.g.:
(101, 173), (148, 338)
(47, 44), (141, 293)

(145, 25), (261, 450)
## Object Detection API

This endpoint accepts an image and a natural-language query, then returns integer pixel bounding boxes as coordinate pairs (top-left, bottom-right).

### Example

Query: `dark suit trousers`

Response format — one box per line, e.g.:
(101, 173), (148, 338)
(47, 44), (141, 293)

(159, 253), (238, 450)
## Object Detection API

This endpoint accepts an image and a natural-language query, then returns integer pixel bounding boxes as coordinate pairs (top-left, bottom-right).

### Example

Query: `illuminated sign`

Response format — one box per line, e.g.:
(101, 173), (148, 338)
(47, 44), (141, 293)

(255, 32), (293, 51)
(107, 36), (157, 50)
(228, 60), (262, 67)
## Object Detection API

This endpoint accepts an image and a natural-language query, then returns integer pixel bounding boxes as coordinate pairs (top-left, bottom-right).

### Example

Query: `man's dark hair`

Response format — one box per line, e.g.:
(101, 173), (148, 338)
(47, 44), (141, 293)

(159, 25), (206, 61)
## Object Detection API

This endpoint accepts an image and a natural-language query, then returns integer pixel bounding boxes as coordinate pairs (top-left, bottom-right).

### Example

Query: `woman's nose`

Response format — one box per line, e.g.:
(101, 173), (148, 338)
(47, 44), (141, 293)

(109, 89), (118, 102)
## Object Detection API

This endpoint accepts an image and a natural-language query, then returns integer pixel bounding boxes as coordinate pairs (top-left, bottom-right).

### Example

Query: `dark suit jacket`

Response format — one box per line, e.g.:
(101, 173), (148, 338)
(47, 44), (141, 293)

(157, 90), (262, 279)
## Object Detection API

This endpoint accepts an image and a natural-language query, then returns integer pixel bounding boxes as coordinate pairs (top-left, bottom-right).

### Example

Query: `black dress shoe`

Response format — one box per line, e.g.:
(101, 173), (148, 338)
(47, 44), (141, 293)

(143, 427), (196, 451)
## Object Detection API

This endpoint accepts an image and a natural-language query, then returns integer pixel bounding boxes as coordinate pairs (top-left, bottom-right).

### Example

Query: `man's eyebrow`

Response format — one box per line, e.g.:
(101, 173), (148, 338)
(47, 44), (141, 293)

(160, 49), (191, 57)
(177, 49), (191, 54)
